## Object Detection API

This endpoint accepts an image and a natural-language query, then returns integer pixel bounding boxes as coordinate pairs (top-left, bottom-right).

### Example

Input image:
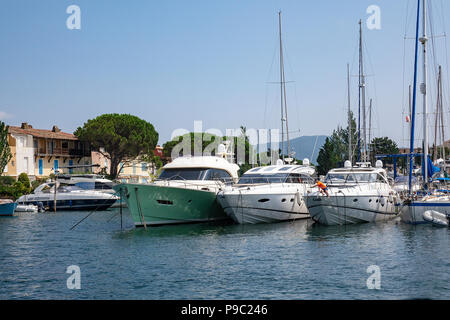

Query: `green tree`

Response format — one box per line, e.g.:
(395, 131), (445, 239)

(162, 132), (222, 158)
(75, 114), (158, 179)
(316, 137), (340, 175)
(316, 112), (358, 174)
(0, 121), (12, 175)
(162, 130), (254, 176)
(369, 137), (399, 164)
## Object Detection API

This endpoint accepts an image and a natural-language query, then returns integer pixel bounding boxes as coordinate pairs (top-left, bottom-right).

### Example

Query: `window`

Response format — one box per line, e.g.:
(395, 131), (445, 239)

(62, 141), (68, 149)
(158, 168), (209, 181)
(237, 173), (289, 184)
(142, 162), (148, 171)
(205, 169), (233, 184)
(286, 173), (314, 184)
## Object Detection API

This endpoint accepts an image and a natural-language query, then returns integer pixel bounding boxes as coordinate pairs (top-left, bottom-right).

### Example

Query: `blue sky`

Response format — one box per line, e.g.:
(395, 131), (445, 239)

(1, 0), (449, 148)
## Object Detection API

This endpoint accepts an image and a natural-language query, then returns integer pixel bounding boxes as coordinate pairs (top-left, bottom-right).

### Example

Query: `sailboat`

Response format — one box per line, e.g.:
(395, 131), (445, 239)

(400, 0), (450, 225)
(305, 20), (400, 225)
(216, 12), (316, 224)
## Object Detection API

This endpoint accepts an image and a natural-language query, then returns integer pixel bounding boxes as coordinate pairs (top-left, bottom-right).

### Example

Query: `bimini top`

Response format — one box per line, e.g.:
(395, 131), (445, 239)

(162, 156), (240, 179)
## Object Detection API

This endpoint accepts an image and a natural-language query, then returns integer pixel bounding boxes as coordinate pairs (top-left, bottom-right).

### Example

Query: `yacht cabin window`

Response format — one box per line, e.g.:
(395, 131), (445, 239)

(325, 172), (387, 184)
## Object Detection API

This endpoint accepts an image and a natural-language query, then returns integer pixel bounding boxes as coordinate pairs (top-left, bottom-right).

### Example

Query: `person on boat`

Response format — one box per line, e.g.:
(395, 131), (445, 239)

(312, 179), (329, 197)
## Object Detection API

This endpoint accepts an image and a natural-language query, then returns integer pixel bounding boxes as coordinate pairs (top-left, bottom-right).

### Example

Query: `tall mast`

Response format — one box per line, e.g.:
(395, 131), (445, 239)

(420, 0), (428, 185)
(408, 0), (421, 194)
(278, 11), (285, 161)
(368, 98), (372, 161)
(434, 67), (440, 161)
(359, 20), (367, 163)
(439, 65), (445, 161)
(347, 63), (352, 163)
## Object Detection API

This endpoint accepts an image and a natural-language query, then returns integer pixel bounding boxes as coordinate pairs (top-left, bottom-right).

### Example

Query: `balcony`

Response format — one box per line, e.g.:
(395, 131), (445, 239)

(35, 148), (90, 157)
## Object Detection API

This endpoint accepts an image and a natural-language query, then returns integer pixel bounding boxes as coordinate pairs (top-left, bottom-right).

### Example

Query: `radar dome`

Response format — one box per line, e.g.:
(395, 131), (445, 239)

(375, 160), (383, 168)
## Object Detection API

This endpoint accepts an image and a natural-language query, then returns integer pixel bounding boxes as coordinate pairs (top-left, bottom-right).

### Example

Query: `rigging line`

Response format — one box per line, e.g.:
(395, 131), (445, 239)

(263, 29), (280, 129)
(439, 0), (450, 117)
(282, 38), (302, 140)
(69, 193), (118, 230)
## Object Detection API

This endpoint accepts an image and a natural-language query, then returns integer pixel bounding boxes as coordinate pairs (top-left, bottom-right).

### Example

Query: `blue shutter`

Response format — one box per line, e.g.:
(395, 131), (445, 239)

(54, 159), (59, 172)
(38, 159), (43, 175)
(69, 160), (73, 174)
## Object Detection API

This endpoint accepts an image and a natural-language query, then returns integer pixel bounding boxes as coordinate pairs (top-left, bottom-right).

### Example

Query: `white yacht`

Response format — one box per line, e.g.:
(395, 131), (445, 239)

(16, 182), (119, 211)
(217, 160), (316, 224)
(57, 174), (116, 194)
(305, 161), (400, 225)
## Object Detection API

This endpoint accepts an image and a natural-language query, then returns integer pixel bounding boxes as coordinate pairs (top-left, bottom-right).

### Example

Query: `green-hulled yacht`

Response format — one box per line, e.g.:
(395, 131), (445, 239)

(113, 152), (240, 227)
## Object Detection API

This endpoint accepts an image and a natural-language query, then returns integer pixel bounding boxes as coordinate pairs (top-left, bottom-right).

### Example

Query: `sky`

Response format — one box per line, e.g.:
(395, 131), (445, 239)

(1, 0), (449, 148)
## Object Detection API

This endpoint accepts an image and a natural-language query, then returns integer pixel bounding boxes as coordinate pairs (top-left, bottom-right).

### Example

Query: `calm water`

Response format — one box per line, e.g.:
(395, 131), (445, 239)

(0, 208), (449, 300)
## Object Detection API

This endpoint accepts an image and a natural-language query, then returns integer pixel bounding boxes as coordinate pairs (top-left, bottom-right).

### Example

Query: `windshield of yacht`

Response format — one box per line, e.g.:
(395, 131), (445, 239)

(157, 168), (233, 183)
(325, 172), (386, 184)
(75, 181), (114, 190)
(237, 173), (288, 184)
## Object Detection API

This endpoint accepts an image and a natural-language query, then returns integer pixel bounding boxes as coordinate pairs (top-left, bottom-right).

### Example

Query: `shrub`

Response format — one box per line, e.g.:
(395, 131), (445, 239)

(0, 176), (15, 186)
(17, 173), (31, 194)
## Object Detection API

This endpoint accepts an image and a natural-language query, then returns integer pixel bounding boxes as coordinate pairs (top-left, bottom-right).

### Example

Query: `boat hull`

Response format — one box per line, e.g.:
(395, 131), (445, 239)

(401, 200), (450, 224)
(0, 202), (17, 216)
(306, 195), (399, 225)
(217, 190), (309, 224)
(114, 183), (229, 227)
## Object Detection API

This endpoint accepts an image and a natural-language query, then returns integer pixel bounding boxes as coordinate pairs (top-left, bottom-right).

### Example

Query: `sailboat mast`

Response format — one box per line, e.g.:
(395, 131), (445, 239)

(278, 11), (285, 161)
(420, 0), (428, 184)
(408, 0), (421, 194)
(368, 98), (372, 161)
(347, 63), (352, 163)
(359, 20), (367, 163)
(439, 66), (445, 161)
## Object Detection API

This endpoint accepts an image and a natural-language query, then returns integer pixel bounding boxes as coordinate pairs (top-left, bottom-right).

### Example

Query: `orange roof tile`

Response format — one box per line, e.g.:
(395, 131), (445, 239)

(8, 126), (79, 141)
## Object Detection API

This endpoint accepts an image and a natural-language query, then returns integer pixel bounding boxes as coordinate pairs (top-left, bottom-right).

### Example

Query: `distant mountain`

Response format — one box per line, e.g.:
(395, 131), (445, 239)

(263, 135), (328, 165)
(287, 135), (328, 164)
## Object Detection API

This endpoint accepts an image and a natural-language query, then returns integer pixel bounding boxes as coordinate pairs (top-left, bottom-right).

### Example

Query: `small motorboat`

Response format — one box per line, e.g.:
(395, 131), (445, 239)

(0, 199), (17, 216)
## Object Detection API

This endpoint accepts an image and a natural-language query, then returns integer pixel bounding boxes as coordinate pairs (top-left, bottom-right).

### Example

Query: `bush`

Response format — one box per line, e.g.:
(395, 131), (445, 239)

(0, 182), (29, 200)
(0, 176), (15, 186)
(17, 173), (31, 194)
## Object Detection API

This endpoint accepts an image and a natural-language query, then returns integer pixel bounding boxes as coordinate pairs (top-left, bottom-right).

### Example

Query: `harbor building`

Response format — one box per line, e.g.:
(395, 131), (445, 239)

(5, 123), (92, 180)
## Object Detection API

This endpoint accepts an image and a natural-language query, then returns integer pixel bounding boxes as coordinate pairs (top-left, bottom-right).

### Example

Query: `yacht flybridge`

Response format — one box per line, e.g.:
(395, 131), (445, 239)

(305, 161), (400, 225)
(217, 159), (316, 224)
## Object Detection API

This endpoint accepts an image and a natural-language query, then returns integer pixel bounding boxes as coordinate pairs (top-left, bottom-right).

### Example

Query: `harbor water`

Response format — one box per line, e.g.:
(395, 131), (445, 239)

(0, 208), (449, 300)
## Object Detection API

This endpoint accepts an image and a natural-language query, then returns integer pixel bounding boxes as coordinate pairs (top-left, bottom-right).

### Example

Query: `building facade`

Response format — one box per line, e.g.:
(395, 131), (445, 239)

(4, 123), (91, 179)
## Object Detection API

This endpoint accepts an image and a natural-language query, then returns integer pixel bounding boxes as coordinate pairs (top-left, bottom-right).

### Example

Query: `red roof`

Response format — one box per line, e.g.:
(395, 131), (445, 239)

(8, 126), (79, 141)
